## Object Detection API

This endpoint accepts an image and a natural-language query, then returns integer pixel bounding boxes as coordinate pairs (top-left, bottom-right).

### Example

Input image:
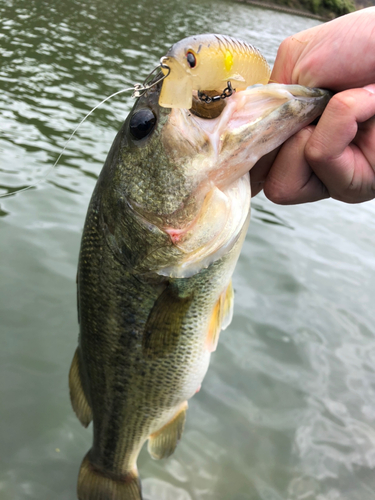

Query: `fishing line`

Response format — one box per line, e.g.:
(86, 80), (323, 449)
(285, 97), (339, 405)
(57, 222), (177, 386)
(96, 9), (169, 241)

(0, 65), (169, 199)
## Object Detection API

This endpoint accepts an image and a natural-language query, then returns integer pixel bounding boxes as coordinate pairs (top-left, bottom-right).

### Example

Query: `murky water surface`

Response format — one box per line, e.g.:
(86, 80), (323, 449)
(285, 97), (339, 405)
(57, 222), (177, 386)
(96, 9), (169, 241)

(1, 1), (375, 499)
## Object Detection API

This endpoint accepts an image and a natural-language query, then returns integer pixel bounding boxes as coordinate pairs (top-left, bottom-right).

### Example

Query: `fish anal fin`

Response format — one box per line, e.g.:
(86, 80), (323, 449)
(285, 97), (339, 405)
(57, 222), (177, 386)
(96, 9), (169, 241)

(206, 280), (234, 352)
(77, 452), (142, 500)
(142, 285), (194, 359)
(147, 402), (188, 460)
(69, 348), (92, 428)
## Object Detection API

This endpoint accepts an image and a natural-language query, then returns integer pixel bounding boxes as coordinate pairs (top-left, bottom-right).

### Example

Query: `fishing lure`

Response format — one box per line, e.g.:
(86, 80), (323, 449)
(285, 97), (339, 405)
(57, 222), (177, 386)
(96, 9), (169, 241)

(159, 34), (271, 109)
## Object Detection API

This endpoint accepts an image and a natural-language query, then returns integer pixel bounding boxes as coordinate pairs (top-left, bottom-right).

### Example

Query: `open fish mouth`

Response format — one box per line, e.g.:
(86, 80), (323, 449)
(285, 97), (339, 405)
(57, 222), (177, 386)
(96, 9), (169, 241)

(168, 83), (331, 191)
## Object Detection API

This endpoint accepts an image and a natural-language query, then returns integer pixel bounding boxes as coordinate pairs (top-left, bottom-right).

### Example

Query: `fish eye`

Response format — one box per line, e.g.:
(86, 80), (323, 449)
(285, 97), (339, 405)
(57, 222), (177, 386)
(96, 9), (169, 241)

(186, 51), (196, 68)
(129, 109), (157, 141)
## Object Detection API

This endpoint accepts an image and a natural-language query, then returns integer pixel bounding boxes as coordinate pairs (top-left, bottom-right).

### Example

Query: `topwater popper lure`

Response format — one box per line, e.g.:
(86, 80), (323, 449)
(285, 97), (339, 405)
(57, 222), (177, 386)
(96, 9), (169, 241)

(159, 34), (271, 109)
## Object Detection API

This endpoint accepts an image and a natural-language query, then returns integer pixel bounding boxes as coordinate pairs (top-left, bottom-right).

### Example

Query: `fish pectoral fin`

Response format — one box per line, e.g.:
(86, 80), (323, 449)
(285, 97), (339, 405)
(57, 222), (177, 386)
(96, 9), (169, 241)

(142, 285), (194, 359)
(69, 348), (92, 428)
(206, 297), (222, 353)
(78, 452), (142, 500)
(147, 402), (188, 460)
(221, 280), (234, 330)
(206, 280), (234, 352)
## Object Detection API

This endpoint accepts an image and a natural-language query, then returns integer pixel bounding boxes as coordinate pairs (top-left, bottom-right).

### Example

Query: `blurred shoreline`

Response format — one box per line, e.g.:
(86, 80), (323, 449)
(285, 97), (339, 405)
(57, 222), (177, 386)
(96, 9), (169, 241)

(236, 0), (328, 19)
(235, 0), (374, 21)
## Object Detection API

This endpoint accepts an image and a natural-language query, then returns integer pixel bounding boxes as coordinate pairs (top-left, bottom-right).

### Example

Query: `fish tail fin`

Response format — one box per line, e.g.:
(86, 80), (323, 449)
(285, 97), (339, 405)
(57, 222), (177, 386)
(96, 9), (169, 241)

(77, 452), (142, 500)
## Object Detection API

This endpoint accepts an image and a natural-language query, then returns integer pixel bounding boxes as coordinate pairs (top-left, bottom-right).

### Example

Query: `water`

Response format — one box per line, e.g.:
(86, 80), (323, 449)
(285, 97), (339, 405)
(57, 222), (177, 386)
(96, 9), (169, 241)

(1, 0), (375, 499)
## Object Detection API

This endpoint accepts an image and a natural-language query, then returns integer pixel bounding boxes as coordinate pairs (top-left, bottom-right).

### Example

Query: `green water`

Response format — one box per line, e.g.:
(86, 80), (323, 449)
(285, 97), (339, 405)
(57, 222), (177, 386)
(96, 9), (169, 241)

(1, 1), (375, 499)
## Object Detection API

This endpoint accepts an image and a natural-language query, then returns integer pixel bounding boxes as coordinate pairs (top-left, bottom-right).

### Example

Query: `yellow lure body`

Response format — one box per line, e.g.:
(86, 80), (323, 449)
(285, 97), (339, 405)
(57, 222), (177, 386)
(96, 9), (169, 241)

(159, 34), (271, 109)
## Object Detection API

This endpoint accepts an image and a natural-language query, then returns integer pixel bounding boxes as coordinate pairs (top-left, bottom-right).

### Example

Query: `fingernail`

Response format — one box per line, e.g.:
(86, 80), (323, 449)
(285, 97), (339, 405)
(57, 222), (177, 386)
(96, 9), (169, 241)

(364, 84), (375, 94)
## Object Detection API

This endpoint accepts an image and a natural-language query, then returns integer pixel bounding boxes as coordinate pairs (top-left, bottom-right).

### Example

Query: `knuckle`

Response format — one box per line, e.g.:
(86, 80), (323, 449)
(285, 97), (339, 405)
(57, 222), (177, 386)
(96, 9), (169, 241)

(278, 37), (293, 54)
(305, 138), (327, 165)
(264, 179), (292, 205)
(273, 38), (295, 83)
(294, 126), (313, 144)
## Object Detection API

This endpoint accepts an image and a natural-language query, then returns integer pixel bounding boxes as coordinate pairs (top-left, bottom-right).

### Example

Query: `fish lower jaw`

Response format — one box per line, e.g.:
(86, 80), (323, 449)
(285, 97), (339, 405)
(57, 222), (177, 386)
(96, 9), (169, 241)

(191, 84), (331, 185)
(157, 174), (251, 278)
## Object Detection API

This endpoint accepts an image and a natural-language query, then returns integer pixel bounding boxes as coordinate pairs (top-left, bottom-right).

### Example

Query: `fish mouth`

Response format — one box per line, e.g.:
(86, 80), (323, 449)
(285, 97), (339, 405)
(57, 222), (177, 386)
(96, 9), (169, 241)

(171, 83), (331, 190)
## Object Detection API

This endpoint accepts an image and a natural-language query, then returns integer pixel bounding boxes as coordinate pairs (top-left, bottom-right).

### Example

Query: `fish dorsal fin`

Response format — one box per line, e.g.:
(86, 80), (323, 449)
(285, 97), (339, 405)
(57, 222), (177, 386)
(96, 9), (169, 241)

(206, 280), (234, 352)
(142, 284), (194, 359)
(69, 348), (93, 428)
(147, 402), (188, 460)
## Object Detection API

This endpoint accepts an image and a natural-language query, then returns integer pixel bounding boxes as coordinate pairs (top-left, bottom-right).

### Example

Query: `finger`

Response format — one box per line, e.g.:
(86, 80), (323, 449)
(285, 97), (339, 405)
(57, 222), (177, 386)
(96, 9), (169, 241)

(250, 147), (280, 197)
(270, 33), (311, 84)
(263, 127), (329, 204)
(353, 86), (375, 163)
(305, 87), (375, 202)
(271, 11), (375, 90)
(291, 15), (375, 90)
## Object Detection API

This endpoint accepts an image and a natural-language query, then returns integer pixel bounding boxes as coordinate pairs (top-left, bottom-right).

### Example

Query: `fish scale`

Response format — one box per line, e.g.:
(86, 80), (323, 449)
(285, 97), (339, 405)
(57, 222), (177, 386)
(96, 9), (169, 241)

(73, 194), (245, 493)
(74, 182), (244, 479)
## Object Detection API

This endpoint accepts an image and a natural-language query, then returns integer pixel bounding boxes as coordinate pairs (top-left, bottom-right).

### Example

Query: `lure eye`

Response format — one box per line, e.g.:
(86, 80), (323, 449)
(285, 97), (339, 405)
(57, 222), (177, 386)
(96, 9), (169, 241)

(129, 109), (156, 141)
(186, 51), (196, 68)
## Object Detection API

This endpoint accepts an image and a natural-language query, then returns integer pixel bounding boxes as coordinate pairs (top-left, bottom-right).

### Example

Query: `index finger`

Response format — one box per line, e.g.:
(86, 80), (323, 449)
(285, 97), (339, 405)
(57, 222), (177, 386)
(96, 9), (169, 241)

(271, 10), (375, 90)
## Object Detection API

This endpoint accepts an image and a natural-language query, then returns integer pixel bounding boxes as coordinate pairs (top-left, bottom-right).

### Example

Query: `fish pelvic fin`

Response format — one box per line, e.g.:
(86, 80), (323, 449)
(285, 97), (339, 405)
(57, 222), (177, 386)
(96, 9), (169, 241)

(77, 452), (142, 500)
(206, 280), (234, 353)
(147, 402), (188, 460)
(69, 348), (92, 428)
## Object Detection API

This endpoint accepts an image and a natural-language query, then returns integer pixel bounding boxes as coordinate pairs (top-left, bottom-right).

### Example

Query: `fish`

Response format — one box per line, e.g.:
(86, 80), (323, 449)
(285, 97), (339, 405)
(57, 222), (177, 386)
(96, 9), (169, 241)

(69, 68), (331, 499)
(159, 34), (271, 109)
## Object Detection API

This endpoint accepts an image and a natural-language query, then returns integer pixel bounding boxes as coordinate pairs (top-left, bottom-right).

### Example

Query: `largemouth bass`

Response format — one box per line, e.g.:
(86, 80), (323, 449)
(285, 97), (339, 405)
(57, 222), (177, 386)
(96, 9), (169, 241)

(69, 74), (330, 500)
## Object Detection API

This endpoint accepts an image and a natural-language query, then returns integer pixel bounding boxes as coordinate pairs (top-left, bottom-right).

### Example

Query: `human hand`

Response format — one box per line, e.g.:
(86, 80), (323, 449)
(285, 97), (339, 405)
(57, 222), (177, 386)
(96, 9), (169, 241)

(251, 8), (375, 204)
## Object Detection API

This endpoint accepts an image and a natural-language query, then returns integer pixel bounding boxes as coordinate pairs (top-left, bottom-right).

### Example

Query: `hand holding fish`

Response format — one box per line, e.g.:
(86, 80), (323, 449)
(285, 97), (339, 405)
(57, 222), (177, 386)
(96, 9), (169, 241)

(251, 8), (375, 204)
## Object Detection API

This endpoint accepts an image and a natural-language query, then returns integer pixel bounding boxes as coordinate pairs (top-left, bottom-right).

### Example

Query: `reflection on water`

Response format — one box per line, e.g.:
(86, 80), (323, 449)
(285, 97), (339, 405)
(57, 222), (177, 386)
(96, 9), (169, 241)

(252, 202), (294, 229)
(1, 1), (375, 499)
